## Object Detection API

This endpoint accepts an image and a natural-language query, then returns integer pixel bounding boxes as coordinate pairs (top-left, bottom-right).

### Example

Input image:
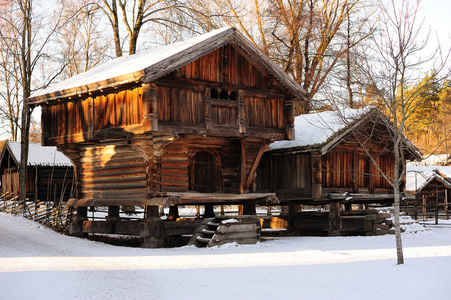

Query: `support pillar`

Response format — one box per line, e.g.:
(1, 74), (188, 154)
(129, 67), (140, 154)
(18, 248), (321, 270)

(69, 206), (88, 236)
(106, 206), (120, 234)
(141, 205), (164, 248)
(328, 202), (342, 236)
(167, 205), (180, 221)
(240, 204), (256, 215)
(203, 204), (215, 218)
(311, 152), (322, 199)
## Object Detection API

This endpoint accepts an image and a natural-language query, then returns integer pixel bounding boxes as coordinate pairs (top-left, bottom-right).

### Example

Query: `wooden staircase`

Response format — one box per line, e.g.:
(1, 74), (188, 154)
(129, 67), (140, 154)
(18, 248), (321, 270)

(188, 216), (261, 247)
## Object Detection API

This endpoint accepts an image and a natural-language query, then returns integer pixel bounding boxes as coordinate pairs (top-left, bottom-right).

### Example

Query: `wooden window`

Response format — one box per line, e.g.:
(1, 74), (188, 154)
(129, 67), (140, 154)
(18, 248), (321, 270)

(219, 89), (228, 100)
(229, 91), (237, 100)
(211, 88), (219, 99)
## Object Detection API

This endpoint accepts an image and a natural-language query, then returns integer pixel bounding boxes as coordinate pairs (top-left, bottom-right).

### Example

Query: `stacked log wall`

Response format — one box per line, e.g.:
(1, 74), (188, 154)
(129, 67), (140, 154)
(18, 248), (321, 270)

(78, 143), (148, 205)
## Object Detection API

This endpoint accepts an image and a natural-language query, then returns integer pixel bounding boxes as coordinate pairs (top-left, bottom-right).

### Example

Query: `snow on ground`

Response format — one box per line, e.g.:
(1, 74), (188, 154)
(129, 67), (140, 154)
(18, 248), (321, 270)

(0, 213), (450, 300)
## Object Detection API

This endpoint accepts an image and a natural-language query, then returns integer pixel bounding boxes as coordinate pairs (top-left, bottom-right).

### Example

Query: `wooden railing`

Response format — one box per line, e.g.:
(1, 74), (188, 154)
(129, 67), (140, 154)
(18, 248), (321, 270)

(0, 193), (74, 231)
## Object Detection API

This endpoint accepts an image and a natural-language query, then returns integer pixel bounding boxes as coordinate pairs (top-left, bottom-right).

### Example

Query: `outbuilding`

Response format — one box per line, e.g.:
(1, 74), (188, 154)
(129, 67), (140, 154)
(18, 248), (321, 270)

(0, 141), (74, 202)
(257, 107), (422, 235)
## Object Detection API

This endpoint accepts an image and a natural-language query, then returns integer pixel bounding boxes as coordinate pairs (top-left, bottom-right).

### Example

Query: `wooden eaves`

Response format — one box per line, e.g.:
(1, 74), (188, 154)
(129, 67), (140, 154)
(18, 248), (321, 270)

(27, 27), (307, 106)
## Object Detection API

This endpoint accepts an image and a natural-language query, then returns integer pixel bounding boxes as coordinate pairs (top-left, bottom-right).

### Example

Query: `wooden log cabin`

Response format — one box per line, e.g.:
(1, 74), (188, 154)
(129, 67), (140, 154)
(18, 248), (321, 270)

(27, 27), (306, 247)
(257, 107), (422, 235)
(0, 141), (74, 202)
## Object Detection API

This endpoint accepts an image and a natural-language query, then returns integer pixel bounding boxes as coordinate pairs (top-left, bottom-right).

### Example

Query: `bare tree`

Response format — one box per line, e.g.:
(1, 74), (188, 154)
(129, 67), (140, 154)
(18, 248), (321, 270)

(0, 13), (21, 141)
(355, 0), (450, 264)
(100, 0), (186, 56)
(195, 1), (370, 113)
(58, 0), (110, 77)
(0, 0), (64, 204)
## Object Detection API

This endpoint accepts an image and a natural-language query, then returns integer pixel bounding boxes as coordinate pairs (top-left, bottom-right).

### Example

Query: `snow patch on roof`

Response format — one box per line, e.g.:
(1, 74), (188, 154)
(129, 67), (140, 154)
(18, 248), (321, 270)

(30, 27), (233, 99)
(271, 106), (373, 150)
(7, 141), (73, 167)
(406, 166), (451, 192)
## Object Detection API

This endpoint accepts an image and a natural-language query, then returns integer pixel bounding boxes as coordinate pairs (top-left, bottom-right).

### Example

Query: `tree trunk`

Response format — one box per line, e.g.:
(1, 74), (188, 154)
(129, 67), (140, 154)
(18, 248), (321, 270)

(393, 133), (404, 265)
(393, 183), (404, 265)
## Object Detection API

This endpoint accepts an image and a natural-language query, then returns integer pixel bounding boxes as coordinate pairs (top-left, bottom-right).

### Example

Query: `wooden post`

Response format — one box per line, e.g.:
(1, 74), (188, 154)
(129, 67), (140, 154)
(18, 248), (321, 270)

(106, 206), (120, 234)
(414, 193), (418, 221)
(205, 89), (212, 133)
(240, 140), (246, 194)
(285, 99), (295, 140)
(352, 150), (358, 193)
(422, 194), (426, 222)
(435, 184), (439, 225)
(238, 90), (246, 134)
(328, 202), (342, 236)
(311, 152), (322, 199)
(87, 97), (94, 140)
(167, 205), (180, 221)
(368, 153), (374, 194)
(147, 155), (161, 198)
(245, 141), (268, 192)
(241, 204), (256, 215)
(445, 189), (449, 220)
(203, 204), (215, 218)
(69, 206), (88, 236)
(141, 205), (164, 248)
(142, 83), (158, 132)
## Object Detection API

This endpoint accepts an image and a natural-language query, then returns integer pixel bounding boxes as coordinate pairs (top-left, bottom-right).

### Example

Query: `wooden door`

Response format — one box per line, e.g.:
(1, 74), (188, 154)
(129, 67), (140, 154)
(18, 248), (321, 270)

(192, 151), (215, 192)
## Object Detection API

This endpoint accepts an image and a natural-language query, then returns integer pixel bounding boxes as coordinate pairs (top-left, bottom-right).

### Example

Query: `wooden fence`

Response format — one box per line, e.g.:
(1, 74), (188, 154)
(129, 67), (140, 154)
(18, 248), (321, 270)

(0, 192), (74, 231)
(401, 197), (450, 223)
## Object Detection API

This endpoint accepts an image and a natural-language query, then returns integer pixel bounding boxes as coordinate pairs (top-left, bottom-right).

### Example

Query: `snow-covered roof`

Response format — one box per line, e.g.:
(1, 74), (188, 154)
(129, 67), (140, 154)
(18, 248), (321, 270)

(406, 166), (451, 192)
(3, 141), (72, 167)
(271, 106), (373, 152)
(28, 27), (306, 104)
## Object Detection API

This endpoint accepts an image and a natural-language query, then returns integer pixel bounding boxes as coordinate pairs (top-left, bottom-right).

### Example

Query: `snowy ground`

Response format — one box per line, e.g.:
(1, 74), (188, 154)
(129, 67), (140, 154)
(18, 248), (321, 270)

(0, 213), (450, 300)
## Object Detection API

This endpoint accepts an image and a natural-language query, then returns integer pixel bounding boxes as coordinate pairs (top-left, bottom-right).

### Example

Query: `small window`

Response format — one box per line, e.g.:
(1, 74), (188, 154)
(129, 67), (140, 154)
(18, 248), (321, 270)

(219, 89), (228, 100)
(211, 88), (219, 99)
(229, 91), (237, 101)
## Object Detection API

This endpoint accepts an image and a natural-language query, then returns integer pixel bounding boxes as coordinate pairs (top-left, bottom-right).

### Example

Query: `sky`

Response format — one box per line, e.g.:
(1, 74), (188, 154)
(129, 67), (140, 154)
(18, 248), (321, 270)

(419, 0), (451, 51)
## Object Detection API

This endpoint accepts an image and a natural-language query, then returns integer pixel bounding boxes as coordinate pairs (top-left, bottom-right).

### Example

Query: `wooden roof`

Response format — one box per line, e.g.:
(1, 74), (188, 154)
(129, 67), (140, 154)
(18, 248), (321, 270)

(28, 27), (307, 105)
(270, 106), (422, 160)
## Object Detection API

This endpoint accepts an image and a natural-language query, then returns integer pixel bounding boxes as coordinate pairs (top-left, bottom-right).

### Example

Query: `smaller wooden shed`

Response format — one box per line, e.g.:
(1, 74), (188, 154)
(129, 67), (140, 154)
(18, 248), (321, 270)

(258, 106), (422, 203)
(0, 141), (74, 202)
(405, 167), (451, 221)
(256, 107), (422, 235)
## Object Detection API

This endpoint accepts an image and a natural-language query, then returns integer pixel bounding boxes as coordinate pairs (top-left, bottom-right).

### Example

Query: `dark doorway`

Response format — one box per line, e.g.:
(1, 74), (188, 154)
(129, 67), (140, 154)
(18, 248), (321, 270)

(192, 151), (215, 192)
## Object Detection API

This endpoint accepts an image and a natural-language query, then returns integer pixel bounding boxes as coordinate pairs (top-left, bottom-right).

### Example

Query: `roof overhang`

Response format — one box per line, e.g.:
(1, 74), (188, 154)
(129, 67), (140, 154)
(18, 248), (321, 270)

(28, 27), (307, 106)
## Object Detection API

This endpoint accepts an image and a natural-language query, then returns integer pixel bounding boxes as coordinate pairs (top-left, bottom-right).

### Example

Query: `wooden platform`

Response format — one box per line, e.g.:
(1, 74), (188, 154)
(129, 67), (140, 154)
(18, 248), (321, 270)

(66, 192), (278, 207)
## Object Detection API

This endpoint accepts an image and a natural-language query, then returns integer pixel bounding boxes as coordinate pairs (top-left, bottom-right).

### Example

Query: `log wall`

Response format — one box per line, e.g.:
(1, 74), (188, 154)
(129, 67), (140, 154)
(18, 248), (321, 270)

(77, 143), (148, 205)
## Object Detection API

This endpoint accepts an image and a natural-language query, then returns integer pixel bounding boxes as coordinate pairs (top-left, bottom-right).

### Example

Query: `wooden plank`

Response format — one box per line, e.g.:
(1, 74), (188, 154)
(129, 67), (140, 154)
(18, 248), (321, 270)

(67, 196), (180, 207)
(216, 223), (258, 233)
